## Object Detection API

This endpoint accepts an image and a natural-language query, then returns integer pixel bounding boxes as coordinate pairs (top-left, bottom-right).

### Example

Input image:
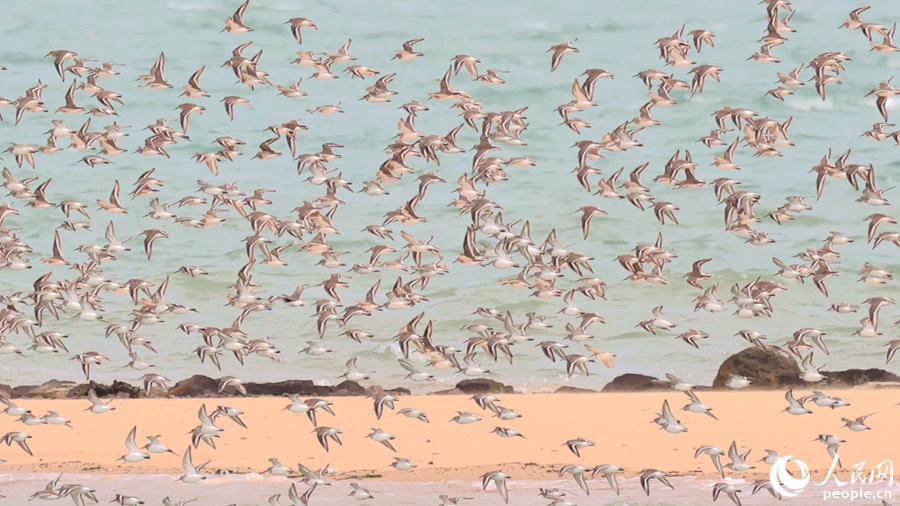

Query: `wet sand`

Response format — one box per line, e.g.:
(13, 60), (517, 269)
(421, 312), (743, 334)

(1, 389), (898, 484)
(2, 472), (896, 506)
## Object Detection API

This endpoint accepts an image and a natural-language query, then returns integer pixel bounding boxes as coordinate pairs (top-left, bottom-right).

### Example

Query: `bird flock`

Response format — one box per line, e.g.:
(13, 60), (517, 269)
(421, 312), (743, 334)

(0, 0), (898, 504)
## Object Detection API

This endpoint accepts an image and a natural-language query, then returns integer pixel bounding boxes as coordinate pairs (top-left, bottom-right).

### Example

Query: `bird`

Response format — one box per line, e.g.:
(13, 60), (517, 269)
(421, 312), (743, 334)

(118, 426), (150, 463)
(712, 483), (743, 506)
(365, 428), (397, 452)
(1, 7), (900, 503)
(393, 39), (424, 61)
(84, 389), (115, 414)
(140, 229), (168, 259)
(223, 0), (252, 33)
(783, 389), (813, 415)
(841, 413), (875, 432)
(655, 399), (688, 433)
(1, 432), (33, 455)
(725, 441), (755, 472)
(222, 96), (252, 121)
(640, 469), (674, 496)
(563, 437), (595, 458)
(314, 426), (342, 451)
(591, 465), (623, 495)
(481, 471), (510, 504)
(815, 434), (845, 468)
(179, 446), (209, 483)
(286, 18), (317, 44)
(695, 445), (726, 478)
(576, 206), (607, 239)
(143, 435), (177, 455)
(349, 483), (374, 500)
(549, 40), (578, 72)
(682, 390), (717, 418)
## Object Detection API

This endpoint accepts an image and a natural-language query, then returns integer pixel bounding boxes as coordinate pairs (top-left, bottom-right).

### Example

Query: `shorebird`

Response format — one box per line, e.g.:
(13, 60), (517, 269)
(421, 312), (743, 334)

(314, 426), (342, 451)
(682, 390), (717, 418)
(655, 399), (688, 433)
(366, 428), (397, 452)
(481, 471), (510, 504)
(591, 465), (623, 495)
(695, 445), (726, 478)
(218, 376), (248, 395)
(349, 483), (374, 500)
(393, 39), (424, 61)
(558, 465), (591, 495)
(143, 435), (177, 455)
(179, 446), (209, 483)
(111, 494), (145, 506)
(800, 352), (826, 382)
(182, 66), (209, 98)
(841, 413), (874, 431)
(490, 427), (525, 439)
(450, 411), (481, 424)
(118, 426), (150, 462)
(640, 469), (674, 496)
(783, 389), (813, 415)
(222, 96), (252, 121)
(726, 374), (753, 389)
(44, 411), (72, 428)
(213, 406), (247, 428)
(0, 431), (33, 455)
(815, 434), (845, 468)
(549, 40), (578, 72)
(0, 397), (31, 417)
(263, 458), (294, 476)
(223, 0), (252, 33)
(725, 441), (755, 471)
(759, 450), (781, 465)
(397, 408), (429, 423)
(277, 80), (307, 98)
(391, 457), (417, 471)
(752, 479), (782, 500)
(564, 437), (595, 457)
(285, 395), (335, 426)
(712, 483), (743, 506)
(84, 389), (115, 414)
(286, 18), (317, 44)
(140, 229), (168, 259)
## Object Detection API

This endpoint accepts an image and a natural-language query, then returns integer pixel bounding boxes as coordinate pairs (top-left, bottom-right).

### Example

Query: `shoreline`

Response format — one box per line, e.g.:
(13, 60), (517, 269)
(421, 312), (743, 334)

(0, 391), (896, 482)
(1, 472), (892, 506)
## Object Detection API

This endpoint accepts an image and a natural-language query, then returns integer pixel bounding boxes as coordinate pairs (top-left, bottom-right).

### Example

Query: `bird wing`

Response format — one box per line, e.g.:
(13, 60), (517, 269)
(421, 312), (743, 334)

(182, 445), (198, 474)
(125, 426), (139, 452)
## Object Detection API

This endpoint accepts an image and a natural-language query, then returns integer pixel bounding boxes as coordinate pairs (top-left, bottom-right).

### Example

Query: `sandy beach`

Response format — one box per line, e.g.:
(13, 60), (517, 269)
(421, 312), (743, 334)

(1, 389), (897, 483)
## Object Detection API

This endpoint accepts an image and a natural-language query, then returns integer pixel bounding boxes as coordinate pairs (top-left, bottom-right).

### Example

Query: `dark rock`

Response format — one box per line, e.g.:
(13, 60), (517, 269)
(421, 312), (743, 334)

(820, 369), (900, 387)
(601, 373), (671, 392)
(244, 379), (313, 397)
(0, 383), (12, 397)
(331, 380), (368, 396)
(555, 386), (596, 394)
(67, 381), (141, 399)
(428, 388), (465, 396)
(167, 375), (220, 397)
(10, 385), (36, 398)
(363, 385), (411, 397)
(27, 380), (77, 399)
(244, 379), (369, 397)
(713, 346), (801, 389)
(453, 379), (515, 394)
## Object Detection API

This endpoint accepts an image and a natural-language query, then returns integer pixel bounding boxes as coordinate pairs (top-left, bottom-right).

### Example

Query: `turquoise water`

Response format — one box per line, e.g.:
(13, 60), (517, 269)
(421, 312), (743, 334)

(0, 1), (897, 392)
